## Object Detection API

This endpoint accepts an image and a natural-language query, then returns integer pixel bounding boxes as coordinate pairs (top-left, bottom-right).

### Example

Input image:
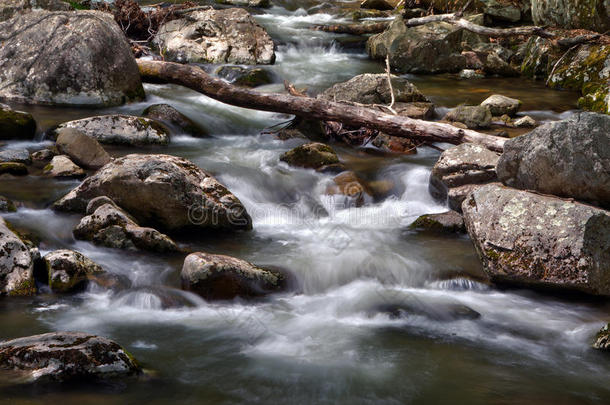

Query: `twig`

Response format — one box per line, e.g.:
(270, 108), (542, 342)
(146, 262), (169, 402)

(385, 55), (397, 115)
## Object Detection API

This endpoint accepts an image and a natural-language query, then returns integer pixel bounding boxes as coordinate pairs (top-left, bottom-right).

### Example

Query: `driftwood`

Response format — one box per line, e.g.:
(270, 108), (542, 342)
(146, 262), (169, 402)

(313, 22), (390, 35)
(137, 60), (506, 151)
(313, 11), (555, 39)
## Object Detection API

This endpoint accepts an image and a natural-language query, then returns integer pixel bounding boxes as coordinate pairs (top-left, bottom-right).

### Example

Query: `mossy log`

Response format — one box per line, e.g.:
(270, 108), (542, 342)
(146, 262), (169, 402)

(137, 60), (507, 151)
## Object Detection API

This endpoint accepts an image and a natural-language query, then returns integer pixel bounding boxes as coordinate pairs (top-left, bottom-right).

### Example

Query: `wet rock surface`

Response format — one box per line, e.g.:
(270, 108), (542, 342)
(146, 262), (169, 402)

(143, 104), (207, 137)
(55, 128), (112, 170)
(181, 252), (290, 300)
(0, 217), (37, 296)
(280, 143), (340, 170)
(462, 183), (610, 296)
(410, 210), (466, 234)
(430, 143), (500, 211)
(53, 154), (252, 232)
(73, 198), (180, 253)
(43, 249), (106, 293)
(0, 332), (141, 383)
(0, 104), (36, 140)
(55, 115), (169, 146)
(319, 73), (429, 104)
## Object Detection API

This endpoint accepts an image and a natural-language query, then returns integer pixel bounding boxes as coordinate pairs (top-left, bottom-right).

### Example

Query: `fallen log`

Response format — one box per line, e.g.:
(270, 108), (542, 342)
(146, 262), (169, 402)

(313, 21), (390, 35)
(405, 13), (555, 38)
(137, 60), (507, 151)
(312, 11), (555, 39)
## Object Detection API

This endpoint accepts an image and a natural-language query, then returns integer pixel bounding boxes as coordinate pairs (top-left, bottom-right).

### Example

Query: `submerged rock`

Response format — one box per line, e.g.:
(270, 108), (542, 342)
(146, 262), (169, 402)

(55, 115), (169, 146)
(429, 143), (500, 212)
(462, 183), (610, 296)
(43, 249), (106, 293)
(43, 155), (86, 179)
(593, 324), (610, 351)
(443, 105), (492, 129)
(319, 73), (429, 104)
(142, 104), (207, 137)
(0, 332), (141, 383)
(0, 104), (36, 140)
(371, 133), (417, 154)
(73, 198), (179, 253)
(181, 252), (289, 300)
(53, 154), (252, 232)
(55, 128), (111, 170)
(480, 94), (521, 116)
(0, 11), (144, 106)
(280, 143), (340, 170)
(155, 8), (275, 65)
(497, 112), (610, 208)
(410, 210), (465, 234)
(326, 171), (371, 207)
(0, 217), (37, 296)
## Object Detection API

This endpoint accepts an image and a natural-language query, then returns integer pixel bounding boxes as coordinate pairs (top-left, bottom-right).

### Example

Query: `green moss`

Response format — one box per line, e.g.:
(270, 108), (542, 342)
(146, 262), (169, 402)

(7, 278), (36, 296)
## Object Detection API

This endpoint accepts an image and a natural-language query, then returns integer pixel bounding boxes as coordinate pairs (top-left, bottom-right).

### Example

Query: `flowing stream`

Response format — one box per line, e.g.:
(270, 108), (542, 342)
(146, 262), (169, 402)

(1, 2), (610, 404)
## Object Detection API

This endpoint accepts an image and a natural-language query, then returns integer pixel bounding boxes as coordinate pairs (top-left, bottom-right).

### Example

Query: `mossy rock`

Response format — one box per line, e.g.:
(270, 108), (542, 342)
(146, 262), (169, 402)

(280, 143), (340, 169)
(0, 105), (36, 140)
(0, 162), (27, 175)
(409, 210), (466, 234)
(0, 195), (16, 212)
(547, 44), (610, 114)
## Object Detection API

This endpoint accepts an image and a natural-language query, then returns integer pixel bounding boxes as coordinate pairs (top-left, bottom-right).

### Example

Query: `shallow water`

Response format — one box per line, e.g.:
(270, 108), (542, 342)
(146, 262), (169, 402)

(2, 3), (609, 405)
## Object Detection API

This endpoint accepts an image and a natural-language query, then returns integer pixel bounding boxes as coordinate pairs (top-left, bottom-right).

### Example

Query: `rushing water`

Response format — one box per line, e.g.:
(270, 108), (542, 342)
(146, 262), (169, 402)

(1, 3), (609, 404)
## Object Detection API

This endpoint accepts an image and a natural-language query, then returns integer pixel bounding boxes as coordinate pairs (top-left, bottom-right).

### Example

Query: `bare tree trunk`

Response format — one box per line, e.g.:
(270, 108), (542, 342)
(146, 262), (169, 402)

(137, 60), (507, 151)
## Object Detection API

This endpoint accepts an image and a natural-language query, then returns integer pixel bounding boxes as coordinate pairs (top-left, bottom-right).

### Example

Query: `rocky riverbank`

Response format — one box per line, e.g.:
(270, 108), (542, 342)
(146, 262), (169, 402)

(0, 0), (608, 400)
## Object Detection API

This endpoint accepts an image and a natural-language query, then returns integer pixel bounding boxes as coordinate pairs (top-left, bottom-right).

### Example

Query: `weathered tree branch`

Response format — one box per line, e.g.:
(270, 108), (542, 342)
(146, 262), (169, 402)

(313, 10), (555, 39)
(313, 22), (390, 35)
(404, 13), (555, 38)
(137, 60), (507, 151)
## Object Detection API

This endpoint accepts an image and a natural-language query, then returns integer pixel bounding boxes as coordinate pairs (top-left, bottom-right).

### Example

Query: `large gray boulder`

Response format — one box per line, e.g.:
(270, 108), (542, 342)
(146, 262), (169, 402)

(443, 105), (492, 129)
(55, 128), (111, 170)
(181, 252), (289, 300)
(55, 115), (169, 146)
(0, 332), (141, 383)
(367, 15), (487, 74)
(0, 11), (144, 106)
(0, 0), (71, 22)
(43, 249), (106, 293)
(462, 184), (610, 296)
(155, 8), (275, 65)
(73, 197), (179, 253)
(531, 0), (610, 33)
(0, 217), (37, 296)
(429, 143), (500, 212)
(319, 74), (429, 104)
(497, 112), (610, 209)
(53, 154), (252, 232)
